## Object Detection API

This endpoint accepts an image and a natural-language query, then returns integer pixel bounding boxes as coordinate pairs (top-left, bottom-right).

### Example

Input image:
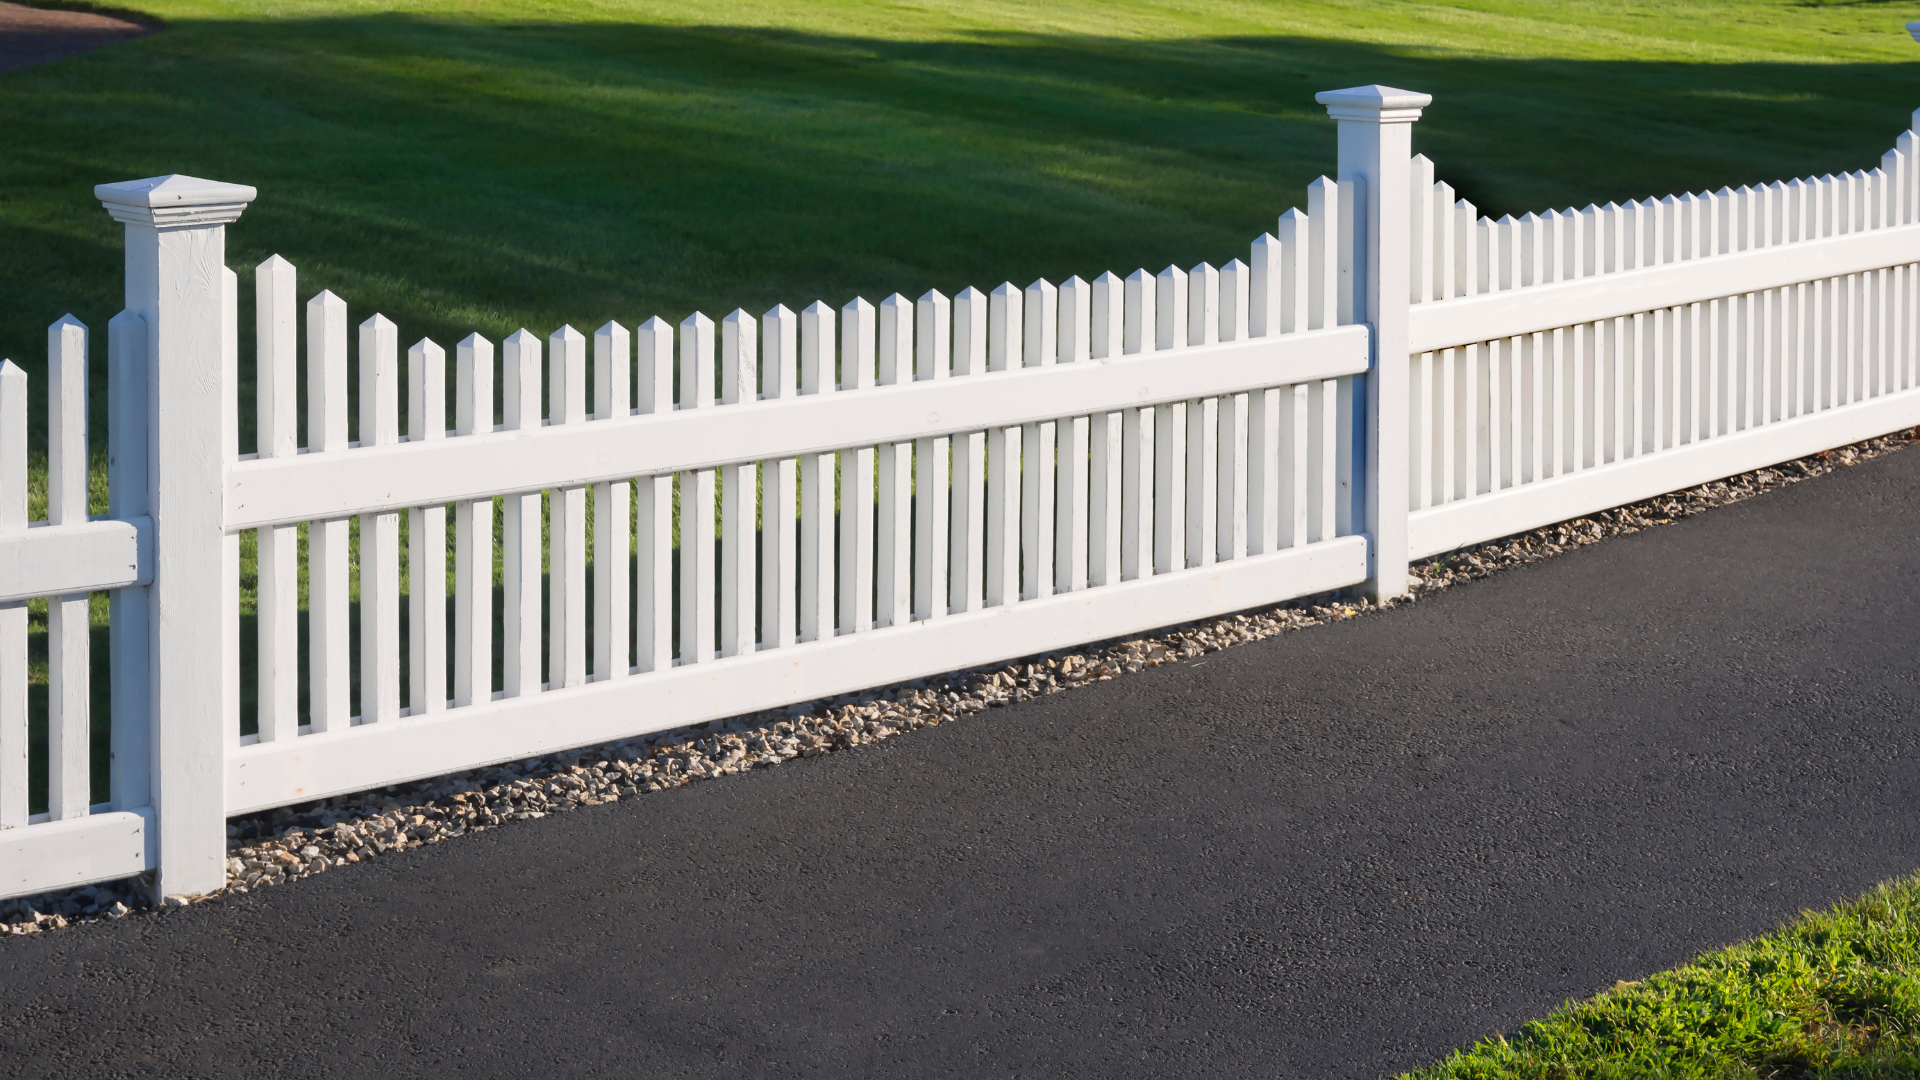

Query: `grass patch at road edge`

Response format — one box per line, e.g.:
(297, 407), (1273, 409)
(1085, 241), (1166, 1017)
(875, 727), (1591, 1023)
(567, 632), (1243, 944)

(1402, 872), (1920, 1080)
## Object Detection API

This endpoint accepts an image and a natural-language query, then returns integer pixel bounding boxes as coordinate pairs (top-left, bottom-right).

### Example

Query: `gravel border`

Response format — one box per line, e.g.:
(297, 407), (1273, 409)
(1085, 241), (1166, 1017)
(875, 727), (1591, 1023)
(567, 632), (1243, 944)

(6, 427), (1914, 937)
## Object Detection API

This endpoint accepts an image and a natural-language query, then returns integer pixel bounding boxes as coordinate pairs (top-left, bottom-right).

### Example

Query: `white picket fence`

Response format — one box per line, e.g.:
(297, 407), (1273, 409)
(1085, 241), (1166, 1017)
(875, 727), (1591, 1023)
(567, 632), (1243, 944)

(7, 85), (1920, 901)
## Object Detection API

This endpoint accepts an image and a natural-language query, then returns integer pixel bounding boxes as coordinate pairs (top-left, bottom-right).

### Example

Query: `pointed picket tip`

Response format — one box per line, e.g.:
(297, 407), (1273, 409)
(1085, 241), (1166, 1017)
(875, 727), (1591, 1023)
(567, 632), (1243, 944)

(840, 295), (874, 315)
(763, 302), (796, 320)
(0, 358), (24, 382)
(595, 319), (627, 337)
(1091, 271), (1123, 286)
(360, 312), (396, 332)
(50, 313), (87, 333)
(458, 331), (492, 349)
(953, 284), (987, 302)
(257, 253), (295, 274)
(1222, 257), (1248, 271)
(504, 327), (540, 346)
(638, 315), (670, 332)
(1316, 84), (1431, 124)
(917, 287), (948, 304)
(550, 323), (585, 343)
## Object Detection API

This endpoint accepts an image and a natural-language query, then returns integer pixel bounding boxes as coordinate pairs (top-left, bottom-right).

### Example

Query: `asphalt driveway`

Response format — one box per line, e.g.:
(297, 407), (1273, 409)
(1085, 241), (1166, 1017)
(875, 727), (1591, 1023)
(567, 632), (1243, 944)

(5, 446), (1920, 1079)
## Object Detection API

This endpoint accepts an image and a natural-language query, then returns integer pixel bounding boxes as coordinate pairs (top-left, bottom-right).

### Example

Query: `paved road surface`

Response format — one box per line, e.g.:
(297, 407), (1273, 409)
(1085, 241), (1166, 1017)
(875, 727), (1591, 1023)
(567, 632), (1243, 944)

(6, 448), (1920, 1079)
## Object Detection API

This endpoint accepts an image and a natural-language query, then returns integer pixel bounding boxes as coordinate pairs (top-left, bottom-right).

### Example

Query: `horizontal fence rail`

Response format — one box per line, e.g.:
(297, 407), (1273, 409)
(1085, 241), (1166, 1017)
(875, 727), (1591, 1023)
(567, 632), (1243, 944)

(9, 89), (1920, 900)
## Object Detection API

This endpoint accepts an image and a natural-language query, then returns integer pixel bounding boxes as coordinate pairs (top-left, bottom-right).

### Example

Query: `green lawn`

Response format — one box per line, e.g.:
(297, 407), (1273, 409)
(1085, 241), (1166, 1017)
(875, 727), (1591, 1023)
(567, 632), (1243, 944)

(1400, 871), (1920, 1079)
(6, 0), (1920, 455)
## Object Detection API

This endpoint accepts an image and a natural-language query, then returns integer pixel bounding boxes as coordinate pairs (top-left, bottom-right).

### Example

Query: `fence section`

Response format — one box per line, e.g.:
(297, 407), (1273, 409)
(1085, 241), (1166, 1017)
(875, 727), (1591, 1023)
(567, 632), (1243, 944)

(0, 316), (153, 900)
(219, 188), (1374, 814)
(1403, 118), (1920, 557)
(7, 88), (1920, 901)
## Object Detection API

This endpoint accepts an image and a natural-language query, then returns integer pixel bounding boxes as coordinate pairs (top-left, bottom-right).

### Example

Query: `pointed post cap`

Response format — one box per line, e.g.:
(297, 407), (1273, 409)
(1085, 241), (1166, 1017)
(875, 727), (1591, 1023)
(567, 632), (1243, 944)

(1315, 85), (1431, 124)
(96, 174), (257, 229)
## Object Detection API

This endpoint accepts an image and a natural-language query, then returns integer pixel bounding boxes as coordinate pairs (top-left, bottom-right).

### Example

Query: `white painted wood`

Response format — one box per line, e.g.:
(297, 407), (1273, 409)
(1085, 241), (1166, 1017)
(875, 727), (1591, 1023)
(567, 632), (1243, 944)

(501, 328), (544, 694)
(836, 299), (875, 635)
(359, 314), (402, 724)
(49, 316), (88, 525)
(719, 311), (756, 658)
(0, 360), (25, 830)
(1410, 155), (1434, 303)
(1186, 262), (1219, 568)
(1120, 269), (1154, 582)
(106, 311), (151, 813)
(226, 325), (1371, 529)
(592, 321), (631, 680)
(255, 257), (299, 741)
(307, 290), (351, 734)
(634, 318), (672, 672)
(1088, 272), (1124, 587)
(1309, 179), (1340, 329)
(1153, 265), (1187, 575)
(914, 289), (951, 620)
(1413, 383), (1920, 559)
(951, 287), (988, 610)
(1410, 224), (1920, 353)
(1021, 278), (1057, 599)
(1055, 276), (1090, 592)
(679, 313), (716, 662)
(224, 269), (246, 758)
(1279, 382), (1309, 547)
(408, 337), (447, 714)
(985, 283), (1022, 607)
(1220, 259), (1252, 561)
(546, 326), (589, 686)
(453, 333), (494, 705)
(42, 311), (94, 812)
(801, 303), (839, 639)
(226, 534), (1369, 815)
(762, 306), (799, 647)
(877, 295), (913, 628)
(99, 172), (255, 896)
(0, 808), (151, 902)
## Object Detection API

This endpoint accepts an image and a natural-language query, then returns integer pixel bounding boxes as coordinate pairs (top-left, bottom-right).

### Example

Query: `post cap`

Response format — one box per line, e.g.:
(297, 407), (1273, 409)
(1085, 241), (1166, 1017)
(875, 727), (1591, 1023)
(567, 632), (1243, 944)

(96, 174), (257, 229)
(1315, 85), (1432, 124)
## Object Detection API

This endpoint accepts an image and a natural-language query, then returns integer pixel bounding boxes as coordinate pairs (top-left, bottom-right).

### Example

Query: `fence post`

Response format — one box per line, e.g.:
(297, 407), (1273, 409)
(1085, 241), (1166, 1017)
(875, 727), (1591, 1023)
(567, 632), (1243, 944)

(96, 175), (256, 898)
(1316, 85), (1430, 601)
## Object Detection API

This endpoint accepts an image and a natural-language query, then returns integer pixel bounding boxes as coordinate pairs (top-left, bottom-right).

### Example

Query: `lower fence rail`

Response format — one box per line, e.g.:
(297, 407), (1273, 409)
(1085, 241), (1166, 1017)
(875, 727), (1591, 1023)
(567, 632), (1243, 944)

(2, 810), (154, 900)
(226, 535), (1368, 814)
